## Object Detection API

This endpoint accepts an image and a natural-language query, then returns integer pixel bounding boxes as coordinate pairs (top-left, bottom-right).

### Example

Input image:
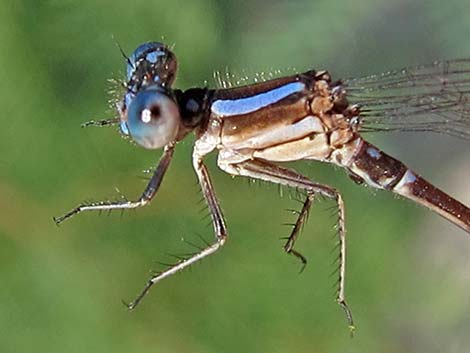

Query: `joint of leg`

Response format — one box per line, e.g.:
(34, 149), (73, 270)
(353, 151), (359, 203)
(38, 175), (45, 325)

(137, 198), (149, 207)
(306, 191), (315, 199)
(216, 233), (227, 244)
(283, 243), (293, 253)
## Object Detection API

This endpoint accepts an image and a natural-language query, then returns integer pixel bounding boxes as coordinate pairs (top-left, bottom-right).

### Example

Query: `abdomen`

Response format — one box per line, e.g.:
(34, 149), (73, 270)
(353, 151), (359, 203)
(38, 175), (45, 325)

(345, 139), (470, 233)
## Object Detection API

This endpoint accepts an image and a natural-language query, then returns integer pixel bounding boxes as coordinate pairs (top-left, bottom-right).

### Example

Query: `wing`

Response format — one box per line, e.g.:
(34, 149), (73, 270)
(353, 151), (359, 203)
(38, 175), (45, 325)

(343, 59), (470, 139)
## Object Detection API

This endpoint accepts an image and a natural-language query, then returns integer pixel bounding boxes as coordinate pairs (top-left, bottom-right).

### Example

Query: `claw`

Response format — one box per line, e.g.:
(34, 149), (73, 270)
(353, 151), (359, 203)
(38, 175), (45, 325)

(122, 299), (136, 311)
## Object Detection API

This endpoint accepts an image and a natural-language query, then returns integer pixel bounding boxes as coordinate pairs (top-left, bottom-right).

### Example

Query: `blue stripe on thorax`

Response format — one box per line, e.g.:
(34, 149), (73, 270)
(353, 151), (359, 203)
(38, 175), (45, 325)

(211, 81), (305, 116)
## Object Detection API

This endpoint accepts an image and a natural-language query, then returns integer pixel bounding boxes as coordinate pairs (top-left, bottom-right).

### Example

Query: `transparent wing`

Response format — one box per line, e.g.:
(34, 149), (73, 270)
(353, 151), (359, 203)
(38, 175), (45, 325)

(343, 59), (470, 139)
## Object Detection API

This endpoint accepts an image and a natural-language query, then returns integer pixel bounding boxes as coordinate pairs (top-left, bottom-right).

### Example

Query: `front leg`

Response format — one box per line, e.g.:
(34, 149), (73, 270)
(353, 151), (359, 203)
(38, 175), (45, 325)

(54, 144), (175, 225)
(81, 117), (121, 128)
(219, 156), (354, 331)
(124, 150), (228, 310)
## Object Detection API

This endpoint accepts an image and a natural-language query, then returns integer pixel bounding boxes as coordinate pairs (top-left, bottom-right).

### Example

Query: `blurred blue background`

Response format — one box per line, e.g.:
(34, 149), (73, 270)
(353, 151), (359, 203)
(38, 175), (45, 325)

(0, 0), (469, 352)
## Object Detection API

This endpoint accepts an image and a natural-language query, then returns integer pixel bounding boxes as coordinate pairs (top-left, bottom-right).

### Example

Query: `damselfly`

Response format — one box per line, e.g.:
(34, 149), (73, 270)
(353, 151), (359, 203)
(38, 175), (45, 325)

(55, 42), (470, 330)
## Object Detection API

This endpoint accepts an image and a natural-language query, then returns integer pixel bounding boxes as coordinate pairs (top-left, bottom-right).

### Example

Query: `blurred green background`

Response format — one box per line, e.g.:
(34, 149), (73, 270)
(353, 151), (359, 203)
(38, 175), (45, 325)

(1, 0), (469, 352)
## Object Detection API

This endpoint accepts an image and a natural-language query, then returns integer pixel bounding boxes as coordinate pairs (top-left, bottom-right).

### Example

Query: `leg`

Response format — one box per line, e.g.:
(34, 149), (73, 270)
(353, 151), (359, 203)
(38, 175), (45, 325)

(283, 194), (314, 272)
(125, 152), (227, 309)
(53, 144), (175, 225)
(220, 158), (354, 330)
(81, 117), (121, 128)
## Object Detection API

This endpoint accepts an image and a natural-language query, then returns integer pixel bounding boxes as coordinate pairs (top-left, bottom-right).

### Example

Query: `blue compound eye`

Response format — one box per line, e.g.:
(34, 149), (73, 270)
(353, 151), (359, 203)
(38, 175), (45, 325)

(127, 88), (180, 149)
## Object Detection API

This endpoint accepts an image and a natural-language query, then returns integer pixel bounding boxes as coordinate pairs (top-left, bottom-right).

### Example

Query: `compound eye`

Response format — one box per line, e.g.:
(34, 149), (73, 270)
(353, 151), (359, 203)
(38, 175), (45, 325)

(127, 88), (180, 149)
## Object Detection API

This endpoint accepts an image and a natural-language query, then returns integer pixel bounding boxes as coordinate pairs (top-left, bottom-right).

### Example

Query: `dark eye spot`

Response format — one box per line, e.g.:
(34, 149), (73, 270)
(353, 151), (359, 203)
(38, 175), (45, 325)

(141, 104), (161, 124)
(150, 105), (160, 118)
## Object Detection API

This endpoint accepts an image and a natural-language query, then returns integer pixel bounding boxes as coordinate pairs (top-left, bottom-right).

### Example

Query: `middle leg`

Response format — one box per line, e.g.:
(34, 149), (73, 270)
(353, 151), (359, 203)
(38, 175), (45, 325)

(219, 157), (354, 330)
(283, 193), (315, 272)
